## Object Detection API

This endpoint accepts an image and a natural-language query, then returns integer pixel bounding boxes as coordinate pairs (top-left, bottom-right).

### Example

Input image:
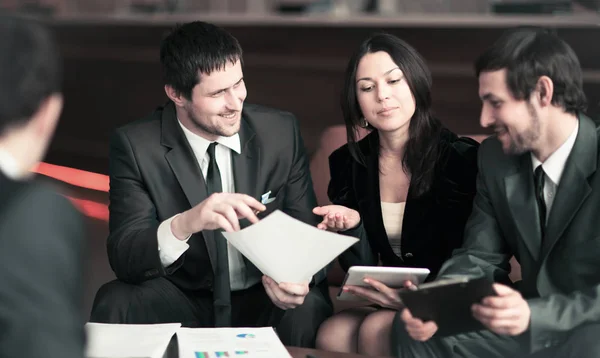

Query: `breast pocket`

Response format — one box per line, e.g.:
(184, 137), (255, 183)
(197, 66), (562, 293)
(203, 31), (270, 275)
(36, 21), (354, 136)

(257, 187), (284, 219)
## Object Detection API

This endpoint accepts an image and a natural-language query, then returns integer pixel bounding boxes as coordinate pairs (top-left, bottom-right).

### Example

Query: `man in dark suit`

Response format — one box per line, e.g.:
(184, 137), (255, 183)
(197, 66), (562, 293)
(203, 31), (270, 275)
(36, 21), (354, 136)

(90, 21), (332, 348)
(0, 15), (86, 358)
(392, 27), (600, 357)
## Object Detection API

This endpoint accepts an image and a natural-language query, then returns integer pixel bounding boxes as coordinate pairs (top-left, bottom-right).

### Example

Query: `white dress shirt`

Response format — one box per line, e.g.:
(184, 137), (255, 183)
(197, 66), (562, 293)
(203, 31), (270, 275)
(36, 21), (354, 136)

(0, 148), (24, 180)
(531, 122), (579, 219)
(156, 121), (261, 291)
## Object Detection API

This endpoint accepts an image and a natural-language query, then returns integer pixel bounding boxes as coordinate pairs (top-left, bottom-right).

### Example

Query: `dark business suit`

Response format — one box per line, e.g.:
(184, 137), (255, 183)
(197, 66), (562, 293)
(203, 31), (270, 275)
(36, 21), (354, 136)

(0, 173), (85, 358)
(392, 115), (600, 357)
(328, 128), (479, 278)
(90, 102), (332, 347)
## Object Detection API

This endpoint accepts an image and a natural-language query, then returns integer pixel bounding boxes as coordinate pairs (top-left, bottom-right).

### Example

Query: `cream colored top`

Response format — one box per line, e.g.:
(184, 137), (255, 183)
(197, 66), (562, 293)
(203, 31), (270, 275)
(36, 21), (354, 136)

(381, 201), (406, 256)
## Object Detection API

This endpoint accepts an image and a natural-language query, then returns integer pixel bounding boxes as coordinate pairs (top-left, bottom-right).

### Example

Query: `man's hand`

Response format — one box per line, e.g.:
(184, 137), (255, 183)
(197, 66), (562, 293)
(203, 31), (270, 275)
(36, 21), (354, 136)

(401, 308), (439, 341)
(472, 283), (530, 336)
(312, 205), (361, 232)
(343, 278), (405, 310)
(262, 276), (309, 310)
(171, 193), (266, 239)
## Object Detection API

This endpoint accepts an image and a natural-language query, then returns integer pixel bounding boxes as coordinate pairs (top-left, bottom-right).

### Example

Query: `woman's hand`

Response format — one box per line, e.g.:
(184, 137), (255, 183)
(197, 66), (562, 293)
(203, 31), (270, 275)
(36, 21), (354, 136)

(312, 205), (361, 232)
(343, 278), (408, 310)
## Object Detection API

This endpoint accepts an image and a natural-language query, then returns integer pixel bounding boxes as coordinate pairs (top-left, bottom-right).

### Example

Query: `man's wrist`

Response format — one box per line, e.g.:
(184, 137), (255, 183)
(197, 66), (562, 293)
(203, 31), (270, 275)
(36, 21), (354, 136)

(171, 212), (191, 240)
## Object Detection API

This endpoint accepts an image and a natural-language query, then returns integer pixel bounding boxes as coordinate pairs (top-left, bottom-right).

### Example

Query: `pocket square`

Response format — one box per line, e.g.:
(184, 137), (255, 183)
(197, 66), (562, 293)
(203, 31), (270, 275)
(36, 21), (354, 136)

(260, 191), (272, 204)
(262, 197), (276, 205)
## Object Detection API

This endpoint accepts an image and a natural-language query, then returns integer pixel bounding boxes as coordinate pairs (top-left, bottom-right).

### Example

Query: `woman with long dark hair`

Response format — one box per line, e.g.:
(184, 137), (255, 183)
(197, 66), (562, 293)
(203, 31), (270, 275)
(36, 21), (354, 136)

(313, 33), (480, 356)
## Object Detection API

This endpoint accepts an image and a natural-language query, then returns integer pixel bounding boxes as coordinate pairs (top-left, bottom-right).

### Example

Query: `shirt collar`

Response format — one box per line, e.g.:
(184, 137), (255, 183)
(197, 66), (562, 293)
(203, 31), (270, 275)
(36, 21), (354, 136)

(0, 148), (24, 180)
(531, 122), (579, 186)
(177, 119), (242, 156)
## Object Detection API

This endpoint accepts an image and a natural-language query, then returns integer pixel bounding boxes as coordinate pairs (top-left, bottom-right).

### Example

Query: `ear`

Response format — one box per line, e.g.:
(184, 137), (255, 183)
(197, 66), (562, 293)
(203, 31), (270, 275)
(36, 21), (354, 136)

(32, 94), (63, 138)
(535, 76), (554, 108)
(164, 85), (187, 107)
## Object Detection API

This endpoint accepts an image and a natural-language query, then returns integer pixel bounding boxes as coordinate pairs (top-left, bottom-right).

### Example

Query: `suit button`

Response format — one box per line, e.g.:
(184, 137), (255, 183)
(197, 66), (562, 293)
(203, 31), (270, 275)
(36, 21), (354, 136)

(404, 253), (413, 258)
(544, 341), (552, 348)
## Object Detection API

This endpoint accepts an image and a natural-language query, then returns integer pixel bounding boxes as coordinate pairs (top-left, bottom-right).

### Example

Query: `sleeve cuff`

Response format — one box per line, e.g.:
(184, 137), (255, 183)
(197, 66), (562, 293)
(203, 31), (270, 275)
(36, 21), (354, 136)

(157, 214), (190, 267)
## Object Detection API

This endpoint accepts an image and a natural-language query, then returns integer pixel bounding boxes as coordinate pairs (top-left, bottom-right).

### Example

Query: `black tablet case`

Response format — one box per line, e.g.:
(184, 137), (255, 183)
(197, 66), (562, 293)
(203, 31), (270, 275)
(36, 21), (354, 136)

(399, 277), (496, 336)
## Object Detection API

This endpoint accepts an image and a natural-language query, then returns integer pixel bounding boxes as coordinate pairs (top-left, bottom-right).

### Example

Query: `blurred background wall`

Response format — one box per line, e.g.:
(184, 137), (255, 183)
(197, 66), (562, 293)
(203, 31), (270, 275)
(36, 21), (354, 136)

(1, 0), (599, 174)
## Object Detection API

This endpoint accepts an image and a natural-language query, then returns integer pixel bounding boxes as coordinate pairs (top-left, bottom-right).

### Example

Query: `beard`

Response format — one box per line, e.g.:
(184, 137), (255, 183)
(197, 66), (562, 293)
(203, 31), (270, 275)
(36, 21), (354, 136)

(185, 104), (241, 138)
(502, 102), (541, 155)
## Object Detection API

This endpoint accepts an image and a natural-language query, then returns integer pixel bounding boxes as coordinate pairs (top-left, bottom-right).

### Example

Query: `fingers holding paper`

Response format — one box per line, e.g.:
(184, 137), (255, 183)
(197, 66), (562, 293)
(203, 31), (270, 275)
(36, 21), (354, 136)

(401, 308), (438, 341)
(171, 193), (266, 239)
(312, 205), (361, 231)
(343, 278), (404, 310)
(262, 275), (309, 310)
(471, 283), (531, 336)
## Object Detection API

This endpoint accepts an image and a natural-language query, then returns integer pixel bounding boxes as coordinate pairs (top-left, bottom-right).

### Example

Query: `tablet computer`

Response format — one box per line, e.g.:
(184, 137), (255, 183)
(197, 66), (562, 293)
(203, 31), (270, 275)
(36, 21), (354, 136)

(337, 266), (431, 301)
(398, 276), (496, 336)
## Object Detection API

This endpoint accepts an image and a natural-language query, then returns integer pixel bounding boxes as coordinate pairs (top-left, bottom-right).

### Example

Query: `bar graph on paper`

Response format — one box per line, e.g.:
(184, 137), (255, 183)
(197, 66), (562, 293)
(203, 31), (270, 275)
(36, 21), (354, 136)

(179, 327), (291, 358)
(195, 351), (250, 357)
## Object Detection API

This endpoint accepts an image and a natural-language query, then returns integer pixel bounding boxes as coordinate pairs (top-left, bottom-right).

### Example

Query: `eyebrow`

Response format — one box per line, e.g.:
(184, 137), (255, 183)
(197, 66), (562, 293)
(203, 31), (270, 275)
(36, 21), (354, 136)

(209, 77), (244, 95)
(356, 67), (401, 82)
(480, 93), (495, 101)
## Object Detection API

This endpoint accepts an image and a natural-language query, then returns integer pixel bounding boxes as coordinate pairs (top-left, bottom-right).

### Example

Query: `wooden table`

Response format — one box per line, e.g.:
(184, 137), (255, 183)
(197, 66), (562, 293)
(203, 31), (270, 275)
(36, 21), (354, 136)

(287, 346), (392, 358)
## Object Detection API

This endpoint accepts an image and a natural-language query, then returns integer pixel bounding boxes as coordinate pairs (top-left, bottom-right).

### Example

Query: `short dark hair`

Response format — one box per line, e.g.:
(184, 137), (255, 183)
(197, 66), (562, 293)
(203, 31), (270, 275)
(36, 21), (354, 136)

(341, 33), (442, 196)
(160, 21), (243, 100)
(475, 26), (587, 114)
(0, 15), (62, 136)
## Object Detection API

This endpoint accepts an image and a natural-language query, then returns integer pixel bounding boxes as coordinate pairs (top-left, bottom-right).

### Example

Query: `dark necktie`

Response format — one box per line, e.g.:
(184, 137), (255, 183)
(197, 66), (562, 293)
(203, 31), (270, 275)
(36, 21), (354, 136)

(534, 165), (547, 239)
(206, 143), (222, 193)
(206, 142), (231, 326)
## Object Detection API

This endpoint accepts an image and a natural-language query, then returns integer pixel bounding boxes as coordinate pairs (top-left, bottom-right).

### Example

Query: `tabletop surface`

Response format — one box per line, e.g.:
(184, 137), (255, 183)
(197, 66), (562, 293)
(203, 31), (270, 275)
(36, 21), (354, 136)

(287, 346), (392, 358)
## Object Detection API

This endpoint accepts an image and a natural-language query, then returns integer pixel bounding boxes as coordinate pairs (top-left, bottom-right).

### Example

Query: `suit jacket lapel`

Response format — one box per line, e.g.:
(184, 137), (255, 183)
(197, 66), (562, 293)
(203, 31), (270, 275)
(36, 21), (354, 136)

(232, 118), (259, 205)
(354, 132), (389, 252)
(541, 115), (596, 259)
(231, 116), (260, 274)
(505, 155), (541, 262)
(160, 102), (217, 274)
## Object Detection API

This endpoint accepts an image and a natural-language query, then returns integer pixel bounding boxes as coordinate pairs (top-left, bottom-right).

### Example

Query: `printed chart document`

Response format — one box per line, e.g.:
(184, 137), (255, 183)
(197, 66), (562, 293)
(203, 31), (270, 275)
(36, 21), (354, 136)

(84, 322), (181, 358)
(222, 210), (359, 283)
(177, 327), (291, 358)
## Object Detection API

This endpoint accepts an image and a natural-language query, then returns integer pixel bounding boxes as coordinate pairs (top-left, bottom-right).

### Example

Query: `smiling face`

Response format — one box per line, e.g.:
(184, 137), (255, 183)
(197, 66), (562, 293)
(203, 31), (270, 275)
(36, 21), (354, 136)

(178, 59), (247, 141)
(355, 51), (416, 135)
(479, 69), (541, 155)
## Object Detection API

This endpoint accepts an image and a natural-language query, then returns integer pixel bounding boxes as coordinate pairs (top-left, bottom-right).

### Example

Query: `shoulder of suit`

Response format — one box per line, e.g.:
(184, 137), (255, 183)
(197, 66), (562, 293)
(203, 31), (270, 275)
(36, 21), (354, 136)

(329, 142), (351, 164)
(242, 103), (297, 126)
(0, 179), (75, 220)
(439, 128), (479, 155)
(478, 135), (504, 159)
(476, 135), (518, 175)
(329, 131), (375, 170)
(436, 128), (480, 183)
(114, 105), (164, 138)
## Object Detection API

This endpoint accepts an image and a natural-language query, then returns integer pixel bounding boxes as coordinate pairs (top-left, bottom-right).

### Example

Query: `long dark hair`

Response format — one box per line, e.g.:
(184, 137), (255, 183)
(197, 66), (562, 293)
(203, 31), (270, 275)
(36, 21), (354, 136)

(341, 33), (442, 196)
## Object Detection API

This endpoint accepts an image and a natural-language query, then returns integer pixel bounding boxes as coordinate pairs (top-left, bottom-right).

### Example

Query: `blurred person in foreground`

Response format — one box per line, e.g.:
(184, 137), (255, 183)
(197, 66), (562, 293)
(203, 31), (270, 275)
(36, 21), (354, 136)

(0, 14), (85, 358)
(393, 27), (600, 358)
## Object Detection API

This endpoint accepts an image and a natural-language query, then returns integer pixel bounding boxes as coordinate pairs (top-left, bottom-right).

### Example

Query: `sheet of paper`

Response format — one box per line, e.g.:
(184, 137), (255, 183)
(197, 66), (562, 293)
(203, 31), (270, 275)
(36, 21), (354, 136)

(177, 327), (291, 358)
(85, 322), (181, 358)
(222, 210), (359, 283)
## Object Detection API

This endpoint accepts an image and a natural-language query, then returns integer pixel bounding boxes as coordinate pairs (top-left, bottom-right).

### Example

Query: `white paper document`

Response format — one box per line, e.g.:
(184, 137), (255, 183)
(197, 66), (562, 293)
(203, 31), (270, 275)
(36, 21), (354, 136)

(222, 210), (359, 283)
(177, 327), (291, 358)
(84, 322), (181, 358)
